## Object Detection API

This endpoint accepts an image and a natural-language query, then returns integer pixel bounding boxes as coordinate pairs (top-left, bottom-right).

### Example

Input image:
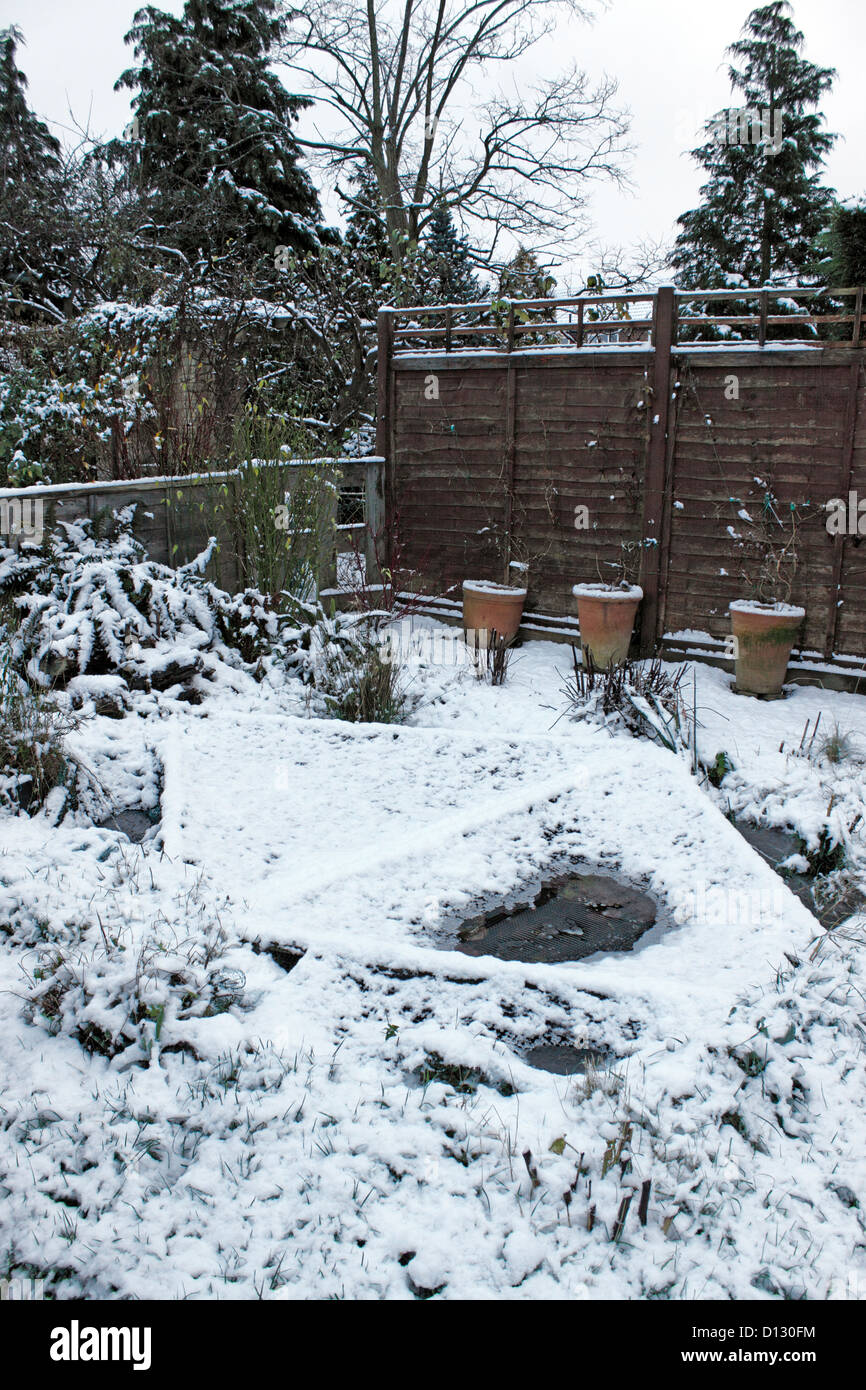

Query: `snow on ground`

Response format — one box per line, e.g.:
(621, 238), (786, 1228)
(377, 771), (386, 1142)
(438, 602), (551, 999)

(1, 631), (865, 1300)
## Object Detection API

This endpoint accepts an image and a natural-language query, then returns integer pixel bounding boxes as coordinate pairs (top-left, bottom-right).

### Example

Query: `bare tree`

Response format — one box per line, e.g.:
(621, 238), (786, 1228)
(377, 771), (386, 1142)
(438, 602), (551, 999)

(566, 236), (672, 294)
(278, 0), (631, 280)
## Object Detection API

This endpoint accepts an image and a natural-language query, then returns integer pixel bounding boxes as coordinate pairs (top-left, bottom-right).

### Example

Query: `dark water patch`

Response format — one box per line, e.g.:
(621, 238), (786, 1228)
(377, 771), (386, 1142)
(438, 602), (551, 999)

(252, 942), (306, 974)
(734, 820), (802, 872)
(523, 1044), (609, 1075)
(732, 819), (865, 929)
(454, 870), (658, 964)
(97, 809), (158, 842)
(814, 883), (866, 930)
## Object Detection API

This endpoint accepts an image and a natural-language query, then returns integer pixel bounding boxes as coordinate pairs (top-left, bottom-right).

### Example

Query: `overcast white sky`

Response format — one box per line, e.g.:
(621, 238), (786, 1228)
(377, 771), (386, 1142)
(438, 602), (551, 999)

(3, 0), (864, 285)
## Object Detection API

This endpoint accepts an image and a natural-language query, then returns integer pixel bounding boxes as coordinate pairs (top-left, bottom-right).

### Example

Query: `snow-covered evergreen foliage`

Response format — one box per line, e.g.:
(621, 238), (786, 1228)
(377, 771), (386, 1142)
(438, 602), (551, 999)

(113, 0), (324, 271)
(673, 2), (836, 299)
(816, 198), (866, 289)
(420, 205), (482, 304)
(0, 507), (278, 691)
(0, 27), (73, 325)
(497, 246), (556, 301)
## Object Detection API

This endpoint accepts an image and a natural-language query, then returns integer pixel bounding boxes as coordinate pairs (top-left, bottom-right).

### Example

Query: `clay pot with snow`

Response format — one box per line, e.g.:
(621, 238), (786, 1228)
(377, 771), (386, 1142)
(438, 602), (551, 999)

(573, 583), (643, 669)
(462, 580), (527, 644)
(729, 601), (805, 698)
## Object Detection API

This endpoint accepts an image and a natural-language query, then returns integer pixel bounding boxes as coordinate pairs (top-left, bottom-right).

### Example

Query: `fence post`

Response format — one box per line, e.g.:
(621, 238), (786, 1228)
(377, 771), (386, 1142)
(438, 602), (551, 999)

(852, 286), (864, 346)
(376, 308), (394, 575)
(320, 463), (339, 594)
(502, 366), (518, 584)
(758, 288), (769, 347)
(364, 458), (384, 587)
(638, 285), (676, 656)
(824, 360), (862, 660)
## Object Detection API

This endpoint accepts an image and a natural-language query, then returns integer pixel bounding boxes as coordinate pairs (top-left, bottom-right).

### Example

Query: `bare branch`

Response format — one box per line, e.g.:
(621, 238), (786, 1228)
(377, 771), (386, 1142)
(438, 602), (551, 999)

(279, 0), (629, 265)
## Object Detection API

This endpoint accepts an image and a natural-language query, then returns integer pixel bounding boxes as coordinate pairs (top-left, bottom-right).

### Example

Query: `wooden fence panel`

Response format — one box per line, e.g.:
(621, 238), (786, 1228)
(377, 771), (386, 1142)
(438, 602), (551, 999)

(512, 362), (648, 616)
(834, 363), (866, 657)
(387, 336), (866, 668)
(662, 360), (849, 654)
(392, 366), (509, 597)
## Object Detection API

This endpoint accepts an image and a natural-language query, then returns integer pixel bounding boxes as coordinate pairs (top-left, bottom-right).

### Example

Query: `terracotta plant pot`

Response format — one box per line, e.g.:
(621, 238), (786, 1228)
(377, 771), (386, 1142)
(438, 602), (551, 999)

(573, 584), (643, 669)
(729, 601), (805, 698)
(462, 581), (527, 643)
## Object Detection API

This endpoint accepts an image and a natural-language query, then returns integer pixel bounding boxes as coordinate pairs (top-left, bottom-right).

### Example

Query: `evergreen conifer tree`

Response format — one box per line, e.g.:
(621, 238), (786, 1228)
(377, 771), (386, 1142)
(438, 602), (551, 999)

(339, 168), (393, 315)
(114, 0), (323, 275)
(497, 246), (556, 301)
(816, 200), (866, 288)
(420, 204), (481, 304)
(0, 26), (72, 320)
(672, 2), (836, 293)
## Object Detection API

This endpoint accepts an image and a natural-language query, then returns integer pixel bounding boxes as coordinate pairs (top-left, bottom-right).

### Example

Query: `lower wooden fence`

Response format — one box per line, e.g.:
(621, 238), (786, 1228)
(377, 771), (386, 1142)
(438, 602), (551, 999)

(0, 458), (385, 598)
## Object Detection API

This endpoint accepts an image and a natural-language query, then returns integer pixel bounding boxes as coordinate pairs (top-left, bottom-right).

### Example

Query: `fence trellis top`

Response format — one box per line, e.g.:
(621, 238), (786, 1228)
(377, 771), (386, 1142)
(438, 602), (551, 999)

(382, 284), (866, 353)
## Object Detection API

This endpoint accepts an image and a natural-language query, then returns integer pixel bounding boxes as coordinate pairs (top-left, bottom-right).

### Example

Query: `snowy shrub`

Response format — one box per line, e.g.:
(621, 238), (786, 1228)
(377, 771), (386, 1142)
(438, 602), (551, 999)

(308, 609), (410, 724)
(0, 297), (277, 484)
(341, 421), (377, 458)
(562, 652), (691, 753)
(817, 722), (859, 767)
(796, 826), (846, 878)
(468, 630), (514, 686)
(706, 749), (734, 787)
(0, 302), (173, 485)
(0, 506), (279, 692)
(208, 403), (339, 605)
(25, 909), (247, 1065)
(0, 648), (77, 812)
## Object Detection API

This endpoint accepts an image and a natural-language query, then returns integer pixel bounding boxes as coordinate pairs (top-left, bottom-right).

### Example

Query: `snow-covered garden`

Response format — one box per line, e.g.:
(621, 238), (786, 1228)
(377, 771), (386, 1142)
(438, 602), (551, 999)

(2, 0), (865, 1315)
(1, 513), (864, 1301)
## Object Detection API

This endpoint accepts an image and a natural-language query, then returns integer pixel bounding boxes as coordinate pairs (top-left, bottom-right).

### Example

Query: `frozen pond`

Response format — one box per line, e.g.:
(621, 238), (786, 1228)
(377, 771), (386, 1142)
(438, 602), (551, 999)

(454, 869), (659, 964)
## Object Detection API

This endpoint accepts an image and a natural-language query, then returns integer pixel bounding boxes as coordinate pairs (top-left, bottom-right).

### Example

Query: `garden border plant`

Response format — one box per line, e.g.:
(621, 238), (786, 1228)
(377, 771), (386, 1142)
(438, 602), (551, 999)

(0, 647), (77, 813)
(200, 401), (340, 609)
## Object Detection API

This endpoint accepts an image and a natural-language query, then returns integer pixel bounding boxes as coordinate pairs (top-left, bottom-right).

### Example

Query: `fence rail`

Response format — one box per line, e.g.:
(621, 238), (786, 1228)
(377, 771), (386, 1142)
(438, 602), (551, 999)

(384, 284), (866, 353)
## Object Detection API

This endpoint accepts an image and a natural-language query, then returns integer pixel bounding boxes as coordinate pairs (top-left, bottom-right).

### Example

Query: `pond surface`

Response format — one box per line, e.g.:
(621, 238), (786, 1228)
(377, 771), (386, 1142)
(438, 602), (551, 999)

(523, 1044), (609, 1075)
(454, 870), (658, 965)
(97, 809), (158, 842)
(733, 819), (865, 930)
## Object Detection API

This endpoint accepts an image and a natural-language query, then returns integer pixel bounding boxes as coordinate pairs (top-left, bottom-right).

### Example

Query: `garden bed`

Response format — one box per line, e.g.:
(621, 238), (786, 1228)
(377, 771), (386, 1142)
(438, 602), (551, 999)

(1, 608), (865, 1300)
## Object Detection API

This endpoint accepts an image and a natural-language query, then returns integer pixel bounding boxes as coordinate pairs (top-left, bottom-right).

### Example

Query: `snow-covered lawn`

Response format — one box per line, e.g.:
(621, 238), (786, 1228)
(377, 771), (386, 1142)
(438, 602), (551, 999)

(1, 633), (865, 1299)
